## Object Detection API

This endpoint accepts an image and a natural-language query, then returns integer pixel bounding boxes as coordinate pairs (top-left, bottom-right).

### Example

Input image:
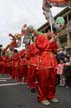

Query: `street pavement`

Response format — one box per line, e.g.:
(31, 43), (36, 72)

(0, 74), (71, 108)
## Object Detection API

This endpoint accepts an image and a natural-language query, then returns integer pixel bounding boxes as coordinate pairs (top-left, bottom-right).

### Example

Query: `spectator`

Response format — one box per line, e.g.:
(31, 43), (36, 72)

(57, 59), (65, 87)
(63, 56), (71, 88)
(56, 47), (67, 63)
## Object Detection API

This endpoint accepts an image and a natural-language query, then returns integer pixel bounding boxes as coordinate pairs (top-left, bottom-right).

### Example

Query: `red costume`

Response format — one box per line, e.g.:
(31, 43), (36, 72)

(23, 48), (30, 83)
(12, 53), (20, 80)
(19, 49), (27, 82)
(5, 56), (12, 75)
(27, 43), (38, 90)
(0, 56), (5, 74)
(36, 34), (58, 101)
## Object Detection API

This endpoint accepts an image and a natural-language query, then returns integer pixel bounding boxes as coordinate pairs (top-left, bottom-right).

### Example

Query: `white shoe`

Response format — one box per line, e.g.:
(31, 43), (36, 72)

(50, 98), (59, 103)
(41, 100), (50, 105)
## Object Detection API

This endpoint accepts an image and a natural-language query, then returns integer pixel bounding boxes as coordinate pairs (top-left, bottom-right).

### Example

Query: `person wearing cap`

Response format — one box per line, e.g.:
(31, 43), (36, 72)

(36, 30), (58, 105)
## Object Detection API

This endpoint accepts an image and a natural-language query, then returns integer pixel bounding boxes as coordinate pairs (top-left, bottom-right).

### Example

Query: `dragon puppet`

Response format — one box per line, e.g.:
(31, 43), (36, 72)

(3, 24), (42, 52)
(3, 33), (22, 52)
(21, 24), (42, 48)
(42, 0), (71, 32)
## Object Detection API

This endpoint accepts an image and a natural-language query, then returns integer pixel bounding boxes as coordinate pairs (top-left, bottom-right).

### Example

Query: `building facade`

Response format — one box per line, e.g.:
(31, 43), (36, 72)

(37, 7), (71, 56)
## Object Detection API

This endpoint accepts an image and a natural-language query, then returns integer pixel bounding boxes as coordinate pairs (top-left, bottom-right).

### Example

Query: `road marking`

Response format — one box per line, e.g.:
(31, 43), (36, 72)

(0, 77), (11, 80)
(0, 79), (7, 81)
(0, 82), (25, 87)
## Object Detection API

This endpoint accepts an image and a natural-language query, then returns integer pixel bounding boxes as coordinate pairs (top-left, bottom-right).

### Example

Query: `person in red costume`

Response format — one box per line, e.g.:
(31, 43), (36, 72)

(36, 29), (58, 105)
(5, 55), (12, 76)
(19, 49), (27, 82)
(27, 41), (38, 92)
(0, 53), (6, 74)
(12, 50), (20, 80)
(23, 47), (31, 84)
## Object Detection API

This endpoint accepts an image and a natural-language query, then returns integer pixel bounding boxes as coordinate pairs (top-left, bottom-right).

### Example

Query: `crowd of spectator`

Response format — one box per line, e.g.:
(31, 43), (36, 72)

(56, 47), (71, 88)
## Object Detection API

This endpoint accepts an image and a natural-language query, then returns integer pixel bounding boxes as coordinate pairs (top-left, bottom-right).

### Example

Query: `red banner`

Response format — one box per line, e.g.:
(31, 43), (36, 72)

(49, 0), (69, 2)
(49, 0), (65, 2)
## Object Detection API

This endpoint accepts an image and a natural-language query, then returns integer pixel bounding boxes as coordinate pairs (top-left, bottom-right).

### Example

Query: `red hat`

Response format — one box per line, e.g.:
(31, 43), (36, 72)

(13, 53), (19, 61)
(36, 34), (47, 50)
(20, 49), (25, 58)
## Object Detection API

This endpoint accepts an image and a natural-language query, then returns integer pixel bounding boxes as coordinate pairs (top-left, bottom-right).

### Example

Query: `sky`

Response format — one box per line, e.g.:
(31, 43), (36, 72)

(0, 0), (65, 49)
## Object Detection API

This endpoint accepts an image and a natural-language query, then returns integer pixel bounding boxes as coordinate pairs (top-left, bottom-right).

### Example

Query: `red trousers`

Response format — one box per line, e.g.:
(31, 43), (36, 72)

(0, 61), (5, 74)
(12, 67), (19, 80)
(27, 65), (37, 90)
(18, 64), (25, 82)
(37, 68), (57, 101)
(5, 63), (12, 75)
(23, 65), (28, 83)
(12, 61), (19, 80)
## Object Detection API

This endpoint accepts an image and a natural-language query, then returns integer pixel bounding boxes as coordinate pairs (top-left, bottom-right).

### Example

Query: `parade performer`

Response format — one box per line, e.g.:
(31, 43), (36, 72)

(12, 51), (20, 80)
(5, 55), (13, 76)
(27, 39), (38, 92)
(20, 26), (39, 84)
(21, 46), (30, 83)
(19, 49), (27, 82)
(0, 54), (6, 74)
(36, 30), (58, 105)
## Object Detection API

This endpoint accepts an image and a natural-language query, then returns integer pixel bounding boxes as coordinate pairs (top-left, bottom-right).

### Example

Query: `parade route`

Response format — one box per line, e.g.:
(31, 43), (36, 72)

(0, 74), (71, 108)
(0, 75), (25, 87)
